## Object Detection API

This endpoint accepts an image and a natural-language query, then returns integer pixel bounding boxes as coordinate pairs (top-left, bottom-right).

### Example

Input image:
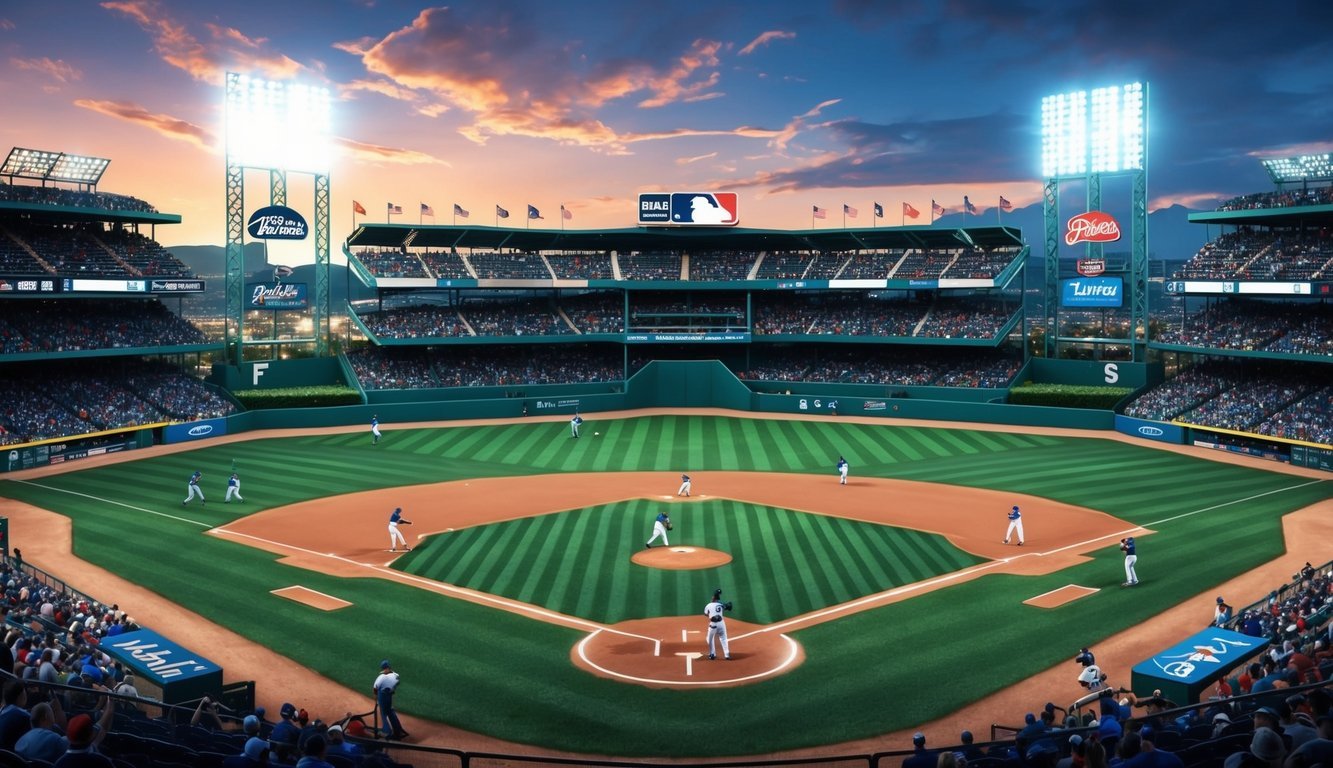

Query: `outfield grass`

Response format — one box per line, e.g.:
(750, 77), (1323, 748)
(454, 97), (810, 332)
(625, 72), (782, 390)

(397, 499), (985, 624)
(0, 415), (1328, 756)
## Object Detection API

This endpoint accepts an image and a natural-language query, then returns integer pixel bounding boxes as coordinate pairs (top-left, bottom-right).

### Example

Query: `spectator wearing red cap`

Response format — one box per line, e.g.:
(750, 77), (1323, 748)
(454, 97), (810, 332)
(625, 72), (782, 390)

(53, 706), (114, 767)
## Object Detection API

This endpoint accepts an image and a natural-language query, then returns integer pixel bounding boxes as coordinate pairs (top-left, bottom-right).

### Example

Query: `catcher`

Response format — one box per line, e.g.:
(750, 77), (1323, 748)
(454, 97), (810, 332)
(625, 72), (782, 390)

(388, 507), (413, 552)
(645, 511), (671, 549)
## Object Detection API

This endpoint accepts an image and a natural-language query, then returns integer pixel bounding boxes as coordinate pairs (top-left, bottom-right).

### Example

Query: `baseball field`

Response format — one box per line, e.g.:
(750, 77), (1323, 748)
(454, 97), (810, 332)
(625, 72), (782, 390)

(0, 411), (1329, 757)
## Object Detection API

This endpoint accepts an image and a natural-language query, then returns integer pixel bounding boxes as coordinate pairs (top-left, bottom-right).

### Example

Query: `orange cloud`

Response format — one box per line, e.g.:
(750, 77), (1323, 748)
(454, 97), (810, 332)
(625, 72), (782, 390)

(771, 98), (842, 150)
(73, 99), (215, 149)
(10, 57), (83, 83)
(333, 137), (449, 166)
(101, 0), (303, 85)
(0, 19), (15, 31)
(738, 30), (796, 56)
(677, 152), (718, 165)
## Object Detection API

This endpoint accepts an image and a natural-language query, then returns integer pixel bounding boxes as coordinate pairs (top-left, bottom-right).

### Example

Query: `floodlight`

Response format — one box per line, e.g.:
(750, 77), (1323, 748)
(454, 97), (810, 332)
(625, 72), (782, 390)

(1262, 154), (1333, 183)
(225, 72), (332, 173)
(1042, 82), (1145, 178)
(49, 153), (110, 185)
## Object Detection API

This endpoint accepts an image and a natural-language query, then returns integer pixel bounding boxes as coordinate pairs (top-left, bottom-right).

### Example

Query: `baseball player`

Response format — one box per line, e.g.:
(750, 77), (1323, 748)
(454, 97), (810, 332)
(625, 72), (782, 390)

(1214, 597), (1234, 627)
(1003, 505), (1024, 545)
(224, 472), (243, 503)
(646, 511), (671, 549)
(703, 588), (733, 660)
(388, 507), (412, 552)
(373, 659), (407, 740)
(1121, 537), (1138, 586)
(182, 470), (205, 506)
(371, 415), (381, 445)
(837, 456), (848, 485)
(1075, 647), (1106, 691)
(677, 474), (691, 497)
(570, 413), (583, 438)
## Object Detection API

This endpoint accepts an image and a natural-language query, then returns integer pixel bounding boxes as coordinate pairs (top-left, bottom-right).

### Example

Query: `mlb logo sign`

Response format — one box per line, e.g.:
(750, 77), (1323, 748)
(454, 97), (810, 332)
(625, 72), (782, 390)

(669, 192), (739, 226)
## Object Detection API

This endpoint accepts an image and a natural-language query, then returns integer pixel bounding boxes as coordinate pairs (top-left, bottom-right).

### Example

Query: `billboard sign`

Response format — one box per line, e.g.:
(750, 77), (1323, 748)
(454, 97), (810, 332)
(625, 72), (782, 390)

(246, 205), (309, 240)
(1077, 258), (1106, 276)
(247, 282), (308, 310)
(164, 417), (229, 444)
(1065, 211), (1122, 246)
(1061, 277), (1123, 307)
(637, 192), (739, 226)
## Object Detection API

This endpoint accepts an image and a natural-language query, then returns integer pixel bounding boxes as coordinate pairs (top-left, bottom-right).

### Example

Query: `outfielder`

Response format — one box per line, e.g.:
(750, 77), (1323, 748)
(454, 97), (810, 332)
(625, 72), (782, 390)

(1004, 505), (1024, 545)
(646, 511), (671, 548)
(570, 414), (583, 438)
(388, 507), (412, 552)
(704, 588), (733, 660)
(224, 472), (243, 503)
(371, 415), (381, 445)
(182, 471), (205, 506)
(677, 474), (691, 497)
(837, 456), (848, 485)
(1121, 537), (1138, 586)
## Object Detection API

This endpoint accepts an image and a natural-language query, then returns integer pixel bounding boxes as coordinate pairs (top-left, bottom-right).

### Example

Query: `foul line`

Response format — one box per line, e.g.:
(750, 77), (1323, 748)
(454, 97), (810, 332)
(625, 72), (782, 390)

(10, 480), (211, 528)
(209, 527), (657, 644)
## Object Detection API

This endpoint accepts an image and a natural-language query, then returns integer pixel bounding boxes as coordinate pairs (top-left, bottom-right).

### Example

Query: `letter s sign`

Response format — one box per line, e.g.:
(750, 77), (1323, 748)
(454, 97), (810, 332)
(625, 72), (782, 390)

(1103, 363), (1120, 384)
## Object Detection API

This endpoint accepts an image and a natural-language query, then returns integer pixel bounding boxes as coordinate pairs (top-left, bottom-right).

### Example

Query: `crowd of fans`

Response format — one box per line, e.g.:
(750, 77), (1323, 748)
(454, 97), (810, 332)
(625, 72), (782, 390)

(347, 345), (621, 389)
(838, 251), (902, 280)
(754, 251), (818, 280)
(628, 295), (747, 332)
(752, 294), (1016, 339)
(619, 251), (683, 280)
(0, 361), (234, 445)
(917, 298), (1017, 339)
(546, 252), (613, 279)
(0, 300), (208, 355)
(0, 182), (158, 213)
(687, 251), (758, 281)
(1217, 186), (1333, 211)
(738, 347), (1022, 388)
(354, 305), (470, 339)
(96, 230), (192, 278)
(559, 292), (623, 333)
(1255, 388), (1333, 445)
(1174, 230), (1333, 281)
(467, 252), (551, 279)
(1156, 301), (1333, 356)
(461, 298), (574, 337)
(351, 251), (430, 279)
(418, 250), (471, 280)
(946, 246), (1022, 279)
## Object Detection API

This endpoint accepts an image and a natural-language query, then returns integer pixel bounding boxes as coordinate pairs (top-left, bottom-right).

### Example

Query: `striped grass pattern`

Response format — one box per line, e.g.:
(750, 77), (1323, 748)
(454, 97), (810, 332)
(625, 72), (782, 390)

(397, 499), (984, 624)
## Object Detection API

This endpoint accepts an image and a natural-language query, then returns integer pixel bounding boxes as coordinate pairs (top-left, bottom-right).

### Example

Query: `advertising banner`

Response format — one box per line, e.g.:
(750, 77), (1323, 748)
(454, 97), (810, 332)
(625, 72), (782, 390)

(0, 277), (59, 294)
(247, 282), (308, 310)
(624, 332), (751, 343)
(1130, 628), (1267, 705)
(246, 205), (309, 240)
(164, 418), (228, 444)
(1114, 414), (1186, 445)
(103, 628), (223, 704)
(637, 192), (739, 226)
(1061, 277), (1123, 308)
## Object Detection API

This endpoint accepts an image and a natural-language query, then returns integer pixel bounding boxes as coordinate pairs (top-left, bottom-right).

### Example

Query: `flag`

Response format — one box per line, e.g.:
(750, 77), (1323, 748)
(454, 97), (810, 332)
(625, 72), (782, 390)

(903, 202), (920, 219)
(964, 196), (977, 215)
(561, 205), (573, 220)
(352, 200), (367, 215)
(812, 205), (828, 219)
(999, 196), (1013, 212)
(421, 203), (434, 217)
(496, 205), (510, 218)
(528, 204), (543, 220)
(453, 203), (469, 218)
(387, 203), (403, 215)
(843, 204), (858, 218)
(874, 202), (884, 219)
(931, 200), (945, 217)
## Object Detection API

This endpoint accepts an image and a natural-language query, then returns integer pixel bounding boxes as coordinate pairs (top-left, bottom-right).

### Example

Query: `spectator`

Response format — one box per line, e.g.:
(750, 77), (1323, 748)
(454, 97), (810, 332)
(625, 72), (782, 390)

(295, 733), (335, 768)
(0, 679), (31, 749)
(15, 700), (69, 763)
(52, 707), (114, 768)
(902, 731), (936, 768)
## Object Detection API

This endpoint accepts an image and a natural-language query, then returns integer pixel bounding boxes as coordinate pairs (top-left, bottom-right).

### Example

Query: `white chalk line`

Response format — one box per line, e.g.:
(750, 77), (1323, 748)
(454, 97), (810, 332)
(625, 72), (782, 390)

(10, 480), (211, 527)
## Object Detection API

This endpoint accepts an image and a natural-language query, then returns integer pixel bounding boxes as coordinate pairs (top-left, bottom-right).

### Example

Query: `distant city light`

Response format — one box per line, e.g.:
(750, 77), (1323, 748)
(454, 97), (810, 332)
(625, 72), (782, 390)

(225, 72), (332, 173)
(1262, 154), (1333, 183)
(1042, 82), (1145, 178)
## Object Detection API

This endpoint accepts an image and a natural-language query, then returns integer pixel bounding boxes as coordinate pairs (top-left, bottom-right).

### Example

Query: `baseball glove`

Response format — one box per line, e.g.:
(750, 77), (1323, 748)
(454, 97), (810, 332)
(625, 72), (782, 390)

(666, 523), (673, 531)
(724, 601), (733, 611)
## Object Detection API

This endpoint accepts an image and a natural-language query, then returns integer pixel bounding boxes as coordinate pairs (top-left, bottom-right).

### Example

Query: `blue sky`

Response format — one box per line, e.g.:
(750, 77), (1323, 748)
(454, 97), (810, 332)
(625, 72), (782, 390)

(2, 0), (1330, 245)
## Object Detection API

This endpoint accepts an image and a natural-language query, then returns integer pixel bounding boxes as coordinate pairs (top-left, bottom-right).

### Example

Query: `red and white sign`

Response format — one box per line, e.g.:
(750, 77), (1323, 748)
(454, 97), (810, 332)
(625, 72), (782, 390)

(1065, 211), (1122, 246)
(1077, 258), (1106, 277)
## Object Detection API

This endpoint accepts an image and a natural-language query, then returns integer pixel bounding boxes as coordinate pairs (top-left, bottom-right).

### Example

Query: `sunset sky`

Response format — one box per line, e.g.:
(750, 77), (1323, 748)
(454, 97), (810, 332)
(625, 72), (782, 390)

(2, 1), (1330, 249)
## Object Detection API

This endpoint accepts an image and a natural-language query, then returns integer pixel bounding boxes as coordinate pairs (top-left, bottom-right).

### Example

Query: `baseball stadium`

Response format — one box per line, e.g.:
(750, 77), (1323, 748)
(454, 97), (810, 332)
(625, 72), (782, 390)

(3, 19), (1333, 768)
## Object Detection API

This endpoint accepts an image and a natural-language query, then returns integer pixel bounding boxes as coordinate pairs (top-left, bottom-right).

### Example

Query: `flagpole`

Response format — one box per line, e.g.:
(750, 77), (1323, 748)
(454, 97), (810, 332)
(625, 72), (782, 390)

(997, 198), (1002, 226)
(842, 208), (846, 229)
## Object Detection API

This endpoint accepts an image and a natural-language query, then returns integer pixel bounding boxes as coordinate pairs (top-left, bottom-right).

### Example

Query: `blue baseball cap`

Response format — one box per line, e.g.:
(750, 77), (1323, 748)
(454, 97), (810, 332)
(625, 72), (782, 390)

(381, 659), (392, 669)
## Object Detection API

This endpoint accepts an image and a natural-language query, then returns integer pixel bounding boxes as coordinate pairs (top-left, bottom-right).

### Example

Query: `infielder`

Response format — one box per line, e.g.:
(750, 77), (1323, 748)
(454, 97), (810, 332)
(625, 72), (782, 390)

(646, 511), (671, 548)
(182, 470), (205, 506)
(1004, 505), (1024, 545)
(570, 414), (583, 438)
(371, 415), (381, 445)
(388, 507), (412, 552)
(837, 456), (848, 485)
(703, 588), (733, 660)
(677, 474), (691, 497)
(224, 472), (243, 503)
(1121, 537), (1138, 586)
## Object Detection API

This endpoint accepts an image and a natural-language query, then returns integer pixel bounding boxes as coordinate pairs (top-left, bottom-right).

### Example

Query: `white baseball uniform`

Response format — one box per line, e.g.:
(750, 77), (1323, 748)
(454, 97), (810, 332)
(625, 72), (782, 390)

(704, 598), (730, 660)
(371, 417), (382, 444)
(183, 472), (205, 505)
(225, 474), (243, 502)
(1004, 507), (1024, 545)
(837, 458), (848, 485)
(647, 513), (670, 548)
(677, 475), (691, 497)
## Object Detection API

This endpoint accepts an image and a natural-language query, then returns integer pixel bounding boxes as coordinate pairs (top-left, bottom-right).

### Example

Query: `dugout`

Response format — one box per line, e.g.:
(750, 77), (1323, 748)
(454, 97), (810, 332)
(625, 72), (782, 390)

(100, 628), (224, 705)
(1129, 627), (1268, 705)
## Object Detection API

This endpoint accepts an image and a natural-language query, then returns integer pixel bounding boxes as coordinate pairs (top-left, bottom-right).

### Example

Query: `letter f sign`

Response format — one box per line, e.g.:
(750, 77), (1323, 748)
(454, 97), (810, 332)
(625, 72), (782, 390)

(253, 362), (269, 386)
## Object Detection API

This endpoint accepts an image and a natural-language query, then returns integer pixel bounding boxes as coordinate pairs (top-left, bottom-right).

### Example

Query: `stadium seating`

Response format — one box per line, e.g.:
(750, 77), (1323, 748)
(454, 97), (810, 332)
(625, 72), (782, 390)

(0, 182), (157, 213)
(546, 252), (614, 279)
(619, 251), (682, 280)
(0, 300), (207, 355)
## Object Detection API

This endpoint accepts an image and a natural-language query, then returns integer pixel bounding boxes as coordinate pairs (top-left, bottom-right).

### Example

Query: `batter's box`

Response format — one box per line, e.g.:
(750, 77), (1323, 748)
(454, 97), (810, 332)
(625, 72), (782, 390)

(1024, 584), (1099, 609)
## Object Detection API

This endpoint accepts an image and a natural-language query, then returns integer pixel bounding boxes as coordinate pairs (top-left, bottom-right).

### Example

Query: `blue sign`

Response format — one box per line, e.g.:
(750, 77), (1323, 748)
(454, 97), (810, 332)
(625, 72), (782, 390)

(637, 193), (671, 223)
(667, 192), (738, 225)
(103, 629), (223, 685)
(1131, 628), (1267, 686)
(1061, 277), (1123, 307)
(246, 205), (309, 240)
(164, 417), (228, 444)
(247, 282), (309, 310)
(1114, 415), (1185, 445)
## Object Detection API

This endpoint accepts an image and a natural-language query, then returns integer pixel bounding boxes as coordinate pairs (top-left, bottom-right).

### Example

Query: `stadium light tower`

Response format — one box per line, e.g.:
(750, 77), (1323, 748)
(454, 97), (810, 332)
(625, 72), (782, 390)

(1039, 82), (1148, 361)
(224, 72), (333, 363)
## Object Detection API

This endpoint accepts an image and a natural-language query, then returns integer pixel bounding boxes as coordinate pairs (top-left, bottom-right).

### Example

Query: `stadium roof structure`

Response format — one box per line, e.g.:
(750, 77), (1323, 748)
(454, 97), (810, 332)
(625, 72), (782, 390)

(346, 223), (1026, 253)
(1188, 204), (1333, 227)
(1, 147), (110, 187)
(1262, 153), (1333, 184)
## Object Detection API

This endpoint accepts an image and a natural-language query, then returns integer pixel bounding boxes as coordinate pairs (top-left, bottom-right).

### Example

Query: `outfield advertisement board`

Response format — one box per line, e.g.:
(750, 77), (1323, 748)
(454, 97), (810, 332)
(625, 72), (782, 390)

(247, 282), (308, 310)
(1114, 414), (1186, 445)
(625, 332), (751, 343)
(1061, 277), (1123, 307)
(164, 418), (228, 444)
(5, 437), (137, 472)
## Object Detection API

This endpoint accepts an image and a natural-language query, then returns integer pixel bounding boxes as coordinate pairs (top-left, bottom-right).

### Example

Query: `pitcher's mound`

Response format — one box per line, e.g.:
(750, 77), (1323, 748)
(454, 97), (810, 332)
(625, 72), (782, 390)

(632, 546), (732, 570)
